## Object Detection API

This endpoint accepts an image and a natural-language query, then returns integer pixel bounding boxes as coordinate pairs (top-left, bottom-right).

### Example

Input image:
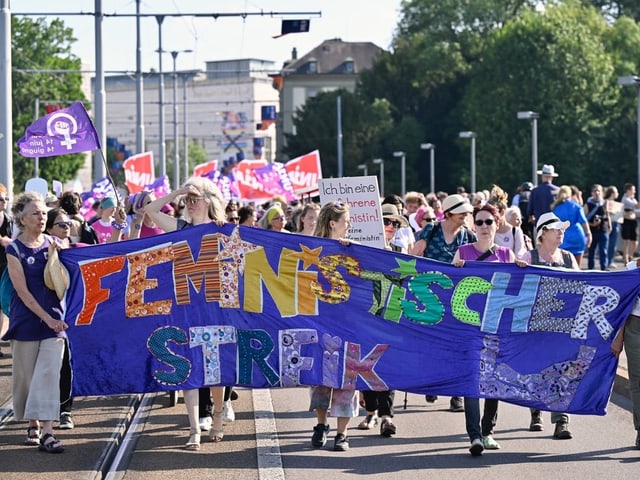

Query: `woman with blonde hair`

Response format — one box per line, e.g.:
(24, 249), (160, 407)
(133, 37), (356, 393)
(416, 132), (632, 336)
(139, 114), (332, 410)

(145, 177), (227, 450)
(552, 185), (590, 266)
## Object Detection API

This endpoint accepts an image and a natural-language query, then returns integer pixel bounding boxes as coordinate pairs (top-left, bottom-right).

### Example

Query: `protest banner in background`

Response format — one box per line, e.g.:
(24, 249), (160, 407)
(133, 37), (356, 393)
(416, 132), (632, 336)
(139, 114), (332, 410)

(319, 175), (385, 249)
(193, 160), (218, 178)
(18, 101), (101, 158)
(285, 150), (322, 195)
(61, 224), (638, 415)
(123, 151), (154, 194)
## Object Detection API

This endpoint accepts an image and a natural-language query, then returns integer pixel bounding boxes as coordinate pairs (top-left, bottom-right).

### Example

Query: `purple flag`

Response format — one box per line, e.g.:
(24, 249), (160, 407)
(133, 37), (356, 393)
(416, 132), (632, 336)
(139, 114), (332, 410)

(18, 101), (101, 158)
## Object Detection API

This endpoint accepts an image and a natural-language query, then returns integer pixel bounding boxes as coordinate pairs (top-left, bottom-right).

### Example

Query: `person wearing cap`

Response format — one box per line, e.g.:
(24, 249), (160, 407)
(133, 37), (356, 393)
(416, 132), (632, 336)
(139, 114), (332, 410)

(356, 203), (406, 438)
(411, 193), (476, 412)
(521, 212), (578, 440)
(528, 165), (560, 230)
(514, 182), (534, 239)
(584, 184), (611, 270)
(91, 196), (118, 244)
(382, 195), (415, 252)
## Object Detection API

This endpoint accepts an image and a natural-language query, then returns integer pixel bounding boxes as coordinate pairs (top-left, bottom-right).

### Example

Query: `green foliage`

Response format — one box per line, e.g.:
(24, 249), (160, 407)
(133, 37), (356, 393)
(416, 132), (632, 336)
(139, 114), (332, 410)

(11, 16), (88, 193)
(282, 90), (393, 179)
(461, 3), (620, 191)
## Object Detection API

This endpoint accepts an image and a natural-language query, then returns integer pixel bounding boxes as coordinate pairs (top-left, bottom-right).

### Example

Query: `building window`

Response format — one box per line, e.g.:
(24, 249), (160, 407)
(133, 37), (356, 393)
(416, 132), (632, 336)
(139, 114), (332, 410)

(307, 59), (317, 74)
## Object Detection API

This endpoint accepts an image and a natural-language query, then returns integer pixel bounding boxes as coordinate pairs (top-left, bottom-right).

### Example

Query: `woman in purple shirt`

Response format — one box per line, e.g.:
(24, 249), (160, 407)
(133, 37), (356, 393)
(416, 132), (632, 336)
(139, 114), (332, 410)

(2, 192), (68, 453)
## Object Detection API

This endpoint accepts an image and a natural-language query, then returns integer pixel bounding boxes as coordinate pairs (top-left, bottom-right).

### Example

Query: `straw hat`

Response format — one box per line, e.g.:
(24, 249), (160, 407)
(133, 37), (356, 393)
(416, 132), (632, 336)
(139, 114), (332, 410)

(535, 212), (570, 241)
(381, 204), (409, 228)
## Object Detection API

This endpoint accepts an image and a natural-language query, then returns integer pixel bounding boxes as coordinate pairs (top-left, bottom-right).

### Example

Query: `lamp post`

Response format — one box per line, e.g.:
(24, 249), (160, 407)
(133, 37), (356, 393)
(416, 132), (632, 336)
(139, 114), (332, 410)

(155, 15), (166, 178)
(420, 143), (435, 194)
(459, 132), (477, 193)
(517, 111), (540, 186)
(618, 75), (640, 191)
(357, 163), (368, 176)
(393, 151), (406, 198)
(373, 158), (384, 197)
(170, 49), (192, 190)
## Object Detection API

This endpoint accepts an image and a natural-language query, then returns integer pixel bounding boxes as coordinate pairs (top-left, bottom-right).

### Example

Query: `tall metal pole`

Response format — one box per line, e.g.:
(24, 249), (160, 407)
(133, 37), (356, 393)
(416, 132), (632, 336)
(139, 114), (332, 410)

(182, 75), (189, 182)
(94, 0), (106, 180)
(531, 117), (538, 187)
(0, 0), (12, 195)
(636, 84), (640, 193)
(429, 148), (435, 194)
(135, 0), (144, 154)
(401, 153), (406, 199)
(171, 51), (179, 190)
(470, 137), (476, 194)
(373, 158), (384, 197)
(337, 95), (343, 177)
(156, 15), (166, 178)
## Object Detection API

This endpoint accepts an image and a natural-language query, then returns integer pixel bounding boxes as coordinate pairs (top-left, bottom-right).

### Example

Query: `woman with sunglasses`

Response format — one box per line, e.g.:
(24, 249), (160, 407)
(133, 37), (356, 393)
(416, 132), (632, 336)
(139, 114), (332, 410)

(145, 177), (228, 450)
(451, 203), (519, 456)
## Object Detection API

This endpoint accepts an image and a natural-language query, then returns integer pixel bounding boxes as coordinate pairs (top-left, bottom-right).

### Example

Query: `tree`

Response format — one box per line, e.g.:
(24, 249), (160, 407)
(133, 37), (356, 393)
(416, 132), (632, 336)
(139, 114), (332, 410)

(461, 3), (619, 191)
(282, 90), (393, 179)
(11, 16), (88, 193)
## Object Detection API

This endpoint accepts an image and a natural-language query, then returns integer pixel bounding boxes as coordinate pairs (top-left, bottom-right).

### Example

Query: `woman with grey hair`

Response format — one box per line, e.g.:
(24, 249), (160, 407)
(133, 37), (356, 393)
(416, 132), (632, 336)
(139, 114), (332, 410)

(2, 192), (68, 453)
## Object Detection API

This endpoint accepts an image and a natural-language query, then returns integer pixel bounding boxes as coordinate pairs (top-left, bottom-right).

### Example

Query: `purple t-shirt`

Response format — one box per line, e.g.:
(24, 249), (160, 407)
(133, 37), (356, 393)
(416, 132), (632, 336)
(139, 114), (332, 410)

(1, 237), (63, 341)
(457, 244), (511, 263)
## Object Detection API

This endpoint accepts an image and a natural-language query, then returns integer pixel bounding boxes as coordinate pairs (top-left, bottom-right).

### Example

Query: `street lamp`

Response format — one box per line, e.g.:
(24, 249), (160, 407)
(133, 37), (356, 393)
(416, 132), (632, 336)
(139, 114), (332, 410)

(459, 132), (477, 193)
(373, 158), (384, 197)
(517, 111), (540, 186)
(155, 15), (166, 178)
(357, 163), (368, 176)
(618, 75), (640, 191)
(420, 143), (435, 194)
(170, 49), (193, 190)
(393, 151), (406, 198)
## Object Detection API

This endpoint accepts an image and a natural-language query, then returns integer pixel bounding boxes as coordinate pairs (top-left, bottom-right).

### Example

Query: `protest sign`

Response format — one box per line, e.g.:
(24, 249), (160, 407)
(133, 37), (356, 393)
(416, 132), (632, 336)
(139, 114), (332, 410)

(319, 176), (385, 249)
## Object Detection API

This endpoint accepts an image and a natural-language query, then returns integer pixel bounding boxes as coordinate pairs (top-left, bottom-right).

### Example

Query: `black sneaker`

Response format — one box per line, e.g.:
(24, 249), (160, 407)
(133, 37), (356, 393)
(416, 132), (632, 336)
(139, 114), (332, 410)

(449, 397), (464, 412)
(58, 412), (74, 430)
(425, 395), (438, 403)
(529, 412), (544, 431)
(333, 433), (349, 451)
(553, 421), (572, 440)
(635, 431), (640, 450)
(311, 423), (329, 448)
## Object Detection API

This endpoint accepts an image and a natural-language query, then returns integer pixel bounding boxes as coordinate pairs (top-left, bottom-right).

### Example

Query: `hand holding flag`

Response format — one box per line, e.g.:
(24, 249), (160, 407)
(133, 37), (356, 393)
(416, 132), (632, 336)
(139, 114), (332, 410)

(18, 101), (101, 158)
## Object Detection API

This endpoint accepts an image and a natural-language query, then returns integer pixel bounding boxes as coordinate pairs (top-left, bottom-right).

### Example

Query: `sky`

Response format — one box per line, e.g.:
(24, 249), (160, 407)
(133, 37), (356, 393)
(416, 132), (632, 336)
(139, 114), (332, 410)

(13, 1), (404, 74)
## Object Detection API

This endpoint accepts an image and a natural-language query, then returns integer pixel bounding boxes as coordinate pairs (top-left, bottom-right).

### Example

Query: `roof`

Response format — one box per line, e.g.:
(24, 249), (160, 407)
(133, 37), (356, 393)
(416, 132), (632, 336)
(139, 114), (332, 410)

(285, 38), (383, 75)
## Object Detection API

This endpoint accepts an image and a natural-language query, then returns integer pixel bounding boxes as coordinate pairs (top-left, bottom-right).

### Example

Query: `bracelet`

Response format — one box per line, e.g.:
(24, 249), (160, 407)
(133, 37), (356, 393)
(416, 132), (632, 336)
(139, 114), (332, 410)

(111, 220), (128, 231)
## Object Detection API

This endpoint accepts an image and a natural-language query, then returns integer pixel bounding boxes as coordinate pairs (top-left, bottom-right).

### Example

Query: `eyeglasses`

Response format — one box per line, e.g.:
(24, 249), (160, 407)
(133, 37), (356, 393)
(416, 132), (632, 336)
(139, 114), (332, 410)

(474, 218), (495, 227)
(0, 196), (8, 201)
(272, 215), (284, 221)
(383, 218), (401, 228)
(421, 217), (435, 223)
(229, 217), (239, 222)
(185, 196), (203, 206)
(54, 221), (71, 228)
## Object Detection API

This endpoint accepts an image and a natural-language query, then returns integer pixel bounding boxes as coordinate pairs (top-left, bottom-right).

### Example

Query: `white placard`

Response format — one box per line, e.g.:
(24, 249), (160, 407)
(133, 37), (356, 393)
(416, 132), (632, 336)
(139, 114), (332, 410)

(318, 176), (385, 249)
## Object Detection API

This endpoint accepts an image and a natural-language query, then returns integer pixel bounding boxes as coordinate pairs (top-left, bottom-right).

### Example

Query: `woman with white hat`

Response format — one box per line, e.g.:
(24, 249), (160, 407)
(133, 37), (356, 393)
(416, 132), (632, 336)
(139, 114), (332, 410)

(521, 212), (578, 440)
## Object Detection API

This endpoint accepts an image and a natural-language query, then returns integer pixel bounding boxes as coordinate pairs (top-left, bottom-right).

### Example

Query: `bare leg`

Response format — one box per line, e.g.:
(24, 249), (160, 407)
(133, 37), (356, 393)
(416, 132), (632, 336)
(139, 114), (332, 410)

(210, 386), (225, 442)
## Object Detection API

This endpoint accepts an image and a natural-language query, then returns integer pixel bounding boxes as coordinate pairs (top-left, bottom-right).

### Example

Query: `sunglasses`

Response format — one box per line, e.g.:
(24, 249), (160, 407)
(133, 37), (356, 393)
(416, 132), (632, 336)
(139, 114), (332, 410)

(185, 196), (203, 206)
(54, 221), (71, 228)
(229, 217), (240, 222)
(383, 218), (401, 228)
(421, 217), (435, 223)
(0, 196), (8, 201)
(474, 218), (495, 227)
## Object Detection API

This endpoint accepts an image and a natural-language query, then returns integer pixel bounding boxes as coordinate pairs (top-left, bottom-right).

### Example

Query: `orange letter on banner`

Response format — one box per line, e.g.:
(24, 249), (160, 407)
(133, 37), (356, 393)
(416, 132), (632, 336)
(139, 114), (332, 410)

(76, 256), (126, 325)
(125, 245), (174, 318)
(173, 234), (221, 305)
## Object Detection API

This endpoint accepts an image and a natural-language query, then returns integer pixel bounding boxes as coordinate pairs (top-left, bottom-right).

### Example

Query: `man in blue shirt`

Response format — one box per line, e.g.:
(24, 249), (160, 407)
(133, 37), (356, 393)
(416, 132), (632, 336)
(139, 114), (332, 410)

(528, 164), (560, 232)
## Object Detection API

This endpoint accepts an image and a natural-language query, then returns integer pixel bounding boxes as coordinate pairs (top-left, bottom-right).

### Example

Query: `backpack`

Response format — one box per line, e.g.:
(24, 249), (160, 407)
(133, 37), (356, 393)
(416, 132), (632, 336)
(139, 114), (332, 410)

(79, 219), (99, 245)
(517, 190), (530, 221)
(0, 242), (20, 315)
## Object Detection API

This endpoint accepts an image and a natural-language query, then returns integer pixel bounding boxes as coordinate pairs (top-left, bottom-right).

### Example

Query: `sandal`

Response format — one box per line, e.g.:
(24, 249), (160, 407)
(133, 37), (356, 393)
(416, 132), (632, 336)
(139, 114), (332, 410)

(184, 429), (201, 451)
(38, 433), (64, 453)
(210, 409), (224, 442)
(380, 418), (396, 437)
(24, 425), (40, 446)
(358, 414), (378, 430)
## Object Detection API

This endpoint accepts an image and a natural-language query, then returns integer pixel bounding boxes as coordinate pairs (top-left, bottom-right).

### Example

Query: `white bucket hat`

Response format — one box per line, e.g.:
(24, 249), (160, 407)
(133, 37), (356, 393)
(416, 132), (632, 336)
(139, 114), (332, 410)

(535, 212), (570, 241)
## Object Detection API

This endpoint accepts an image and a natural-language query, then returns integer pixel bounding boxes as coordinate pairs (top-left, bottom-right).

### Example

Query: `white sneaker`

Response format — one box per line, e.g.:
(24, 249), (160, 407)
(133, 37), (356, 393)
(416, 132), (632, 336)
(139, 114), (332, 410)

(222, 400), (235, 424)
(199, 416), (212, 431)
